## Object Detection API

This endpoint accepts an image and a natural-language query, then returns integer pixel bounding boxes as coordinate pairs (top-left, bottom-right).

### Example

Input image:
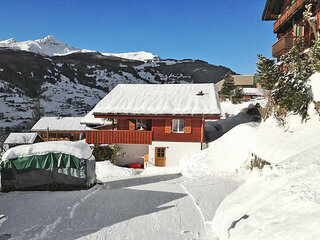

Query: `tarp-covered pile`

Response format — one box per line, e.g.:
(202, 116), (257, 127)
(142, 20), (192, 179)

(0, 141), (96, 191)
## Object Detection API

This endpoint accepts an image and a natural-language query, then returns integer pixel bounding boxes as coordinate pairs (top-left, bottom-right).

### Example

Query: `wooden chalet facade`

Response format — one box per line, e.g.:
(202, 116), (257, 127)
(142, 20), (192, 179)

(82, 84), (221, 167)
(262, 0), (320, 60)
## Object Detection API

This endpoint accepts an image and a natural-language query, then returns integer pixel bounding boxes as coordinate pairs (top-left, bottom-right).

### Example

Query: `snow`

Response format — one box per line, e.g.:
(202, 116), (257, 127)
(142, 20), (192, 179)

(309, 71), (320, 101)
(81, 109), (113, 126)
(141, 166), (180, 175)
(96, 161), (138, 181)
(102, 51), (158, 62)
(4, 132), (40, 144)
(0, 36), (157, 61)
(2, 141), (93, 161)
(31, 116), (86, 131)
(220, 98), (267, 116)
(242, 87), (265, 96)
(0, 35), (77, 56)
(92, 83), (221, 116)
(212, 146), (320, 240)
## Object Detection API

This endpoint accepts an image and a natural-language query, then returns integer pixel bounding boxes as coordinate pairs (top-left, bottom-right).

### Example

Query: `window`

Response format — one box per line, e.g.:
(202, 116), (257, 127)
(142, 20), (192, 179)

(172, 119), (185, 133)
(157, 148), (165, 157)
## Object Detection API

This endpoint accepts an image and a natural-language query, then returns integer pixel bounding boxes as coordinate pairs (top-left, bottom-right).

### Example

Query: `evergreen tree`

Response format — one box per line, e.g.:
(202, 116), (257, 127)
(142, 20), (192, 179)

(256, 54), (281, 91)
(272, 38), (313, 121)
(220, 72), (235, 99)
(309, 39), (320, 72)
(231, 87), (244, 104)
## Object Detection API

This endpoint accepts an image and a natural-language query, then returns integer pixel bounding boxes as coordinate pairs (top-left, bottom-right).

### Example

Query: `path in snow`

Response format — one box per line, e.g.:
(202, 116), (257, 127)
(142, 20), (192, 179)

(0, 174), (213, 240)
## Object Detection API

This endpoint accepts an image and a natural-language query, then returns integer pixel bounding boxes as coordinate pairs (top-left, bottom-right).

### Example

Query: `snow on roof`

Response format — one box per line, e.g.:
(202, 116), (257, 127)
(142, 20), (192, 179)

(81, 109), (113, 126)
(4, 133), (41, 144)
(309, 72), (320, 101)
(242, 88), (265, 96)
(2, 141), (93, 161)
(90, 84), (221, 116)
(31, 117), (86, 131)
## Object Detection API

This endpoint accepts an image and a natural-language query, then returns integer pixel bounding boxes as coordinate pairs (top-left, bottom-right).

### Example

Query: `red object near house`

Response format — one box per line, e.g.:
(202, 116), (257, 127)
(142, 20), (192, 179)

(128, 163), (141, 168)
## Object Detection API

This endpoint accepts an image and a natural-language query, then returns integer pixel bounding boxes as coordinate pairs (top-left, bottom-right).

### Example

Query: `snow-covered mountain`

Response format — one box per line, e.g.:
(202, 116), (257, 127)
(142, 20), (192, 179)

(102, 51), (159, 62)
(0, 36), (236, 130)
(0, 35), (78, 57)
(0, 35), (159, 61)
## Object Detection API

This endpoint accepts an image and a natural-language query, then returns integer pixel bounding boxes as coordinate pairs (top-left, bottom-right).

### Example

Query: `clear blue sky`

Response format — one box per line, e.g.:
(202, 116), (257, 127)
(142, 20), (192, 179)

(0, 0), (276, 74)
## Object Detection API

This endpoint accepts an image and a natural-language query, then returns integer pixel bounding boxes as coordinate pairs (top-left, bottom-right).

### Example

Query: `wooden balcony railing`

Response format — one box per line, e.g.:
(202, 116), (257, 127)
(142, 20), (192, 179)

(86, 130), (153, 145)
(272, 36), (297, 57)
(274, 0), (318, 33)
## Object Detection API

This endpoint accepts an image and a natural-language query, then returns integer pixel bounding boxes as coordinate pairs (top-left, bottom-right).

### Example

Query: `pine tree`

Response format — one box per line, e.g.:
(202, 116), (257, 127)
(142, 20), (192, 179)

(220, 72), (235, 99)
(272, 37), (313, 121)
(309, 39), (320, 72)
(256, 54), (281, 91)
(231, 87), (244, 104)
(256, 54), (282, 119)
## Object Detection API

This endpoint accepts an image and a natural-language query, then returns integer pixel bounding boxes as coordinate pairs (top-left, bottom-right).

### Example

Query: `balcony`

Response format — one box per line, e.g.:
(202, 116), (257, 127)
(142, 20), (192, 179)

(86, 130), (153, 145)
(272, 36), (297, 58)
(274, 0), (318, 33)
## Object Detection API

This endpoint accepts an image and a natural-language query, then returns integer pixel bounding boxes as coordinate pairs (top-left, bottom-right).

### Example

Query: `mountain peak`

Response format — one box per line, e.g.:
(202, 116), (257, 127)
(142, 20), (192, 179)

(43, 35), (57, 42)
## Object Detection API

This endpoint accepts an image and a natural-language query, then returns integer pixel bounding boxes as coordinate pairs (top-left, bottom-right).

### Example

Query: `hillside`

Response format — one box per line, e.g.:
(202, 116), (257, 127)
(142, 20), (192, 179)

(0, 36), (236, 130)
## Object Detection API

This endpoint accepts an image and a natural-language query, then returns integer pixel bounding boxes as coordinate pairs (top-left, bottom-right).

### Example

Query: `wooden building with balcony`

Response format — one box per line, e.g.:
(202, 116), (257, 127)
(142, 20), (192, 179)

(82, 84), (221, 167)
(262, 0), (320, 60)
(31, 117), (87, 141)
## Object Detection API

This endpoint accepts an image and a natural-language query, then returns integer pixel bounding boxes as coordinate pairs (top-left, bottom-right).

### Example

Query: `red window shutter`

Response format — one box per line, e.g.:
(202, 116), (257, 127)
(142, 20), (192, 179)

(165, 119), (171, 133)
(185, 119), (191, 134)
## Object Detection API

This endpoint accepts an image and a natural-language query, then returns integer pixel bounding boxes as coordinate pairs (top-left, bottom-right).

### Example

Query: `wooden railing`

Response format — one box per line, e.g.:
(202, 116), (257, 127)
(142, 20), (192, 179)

(274, 0), (318, 33)
(86, 130), (153, 145)
(272, 36), (298, 57)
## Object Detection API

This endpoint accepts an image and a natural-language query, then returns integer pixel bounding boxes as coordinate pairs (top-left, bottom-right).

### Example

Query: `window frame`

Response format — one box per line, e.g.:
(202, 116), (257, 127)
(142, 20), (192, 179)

(171, 119), (185, 133)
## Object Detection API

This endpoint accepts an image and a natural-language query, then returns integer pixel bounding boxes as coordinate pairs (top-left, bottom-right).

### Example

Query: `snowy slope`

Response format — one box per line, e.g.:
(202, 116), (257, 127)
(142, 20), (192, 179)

(102, 51), (159, 61)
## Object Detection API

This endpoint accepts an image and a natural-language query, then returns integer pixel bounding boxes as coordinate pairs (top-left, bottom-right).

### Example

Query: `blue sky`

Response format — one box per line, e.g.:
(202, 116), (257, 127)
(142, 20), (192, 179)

(0, 0), (276, 74)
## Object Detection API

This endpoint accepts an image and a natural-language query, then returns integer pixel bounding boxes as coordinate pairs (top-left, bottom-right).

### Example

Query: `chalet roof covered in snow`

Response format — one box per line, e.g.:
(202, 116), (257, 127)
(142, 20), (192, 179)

(4, 133), (42, 144)
(90, 83), (221, 117)
(31, 117), (86, 131)
(81, 109), (113, 126)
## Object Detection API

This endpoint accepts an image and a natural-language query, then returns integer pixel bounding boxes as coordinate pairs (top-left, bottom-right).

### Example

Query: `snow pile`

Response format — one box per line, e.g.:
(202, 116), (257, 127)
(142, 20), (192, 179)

(0, 35), (77, 56)
(220, 98), (267, 117)
(180, 122), (258, 179)
(212, 146), (320, 240)
(96, 161), (138, 181)
(309, 71), (320, 101)
(92, 84), (221, 116)
(2, 141), (93, 161)
(102, 51), (158, 62)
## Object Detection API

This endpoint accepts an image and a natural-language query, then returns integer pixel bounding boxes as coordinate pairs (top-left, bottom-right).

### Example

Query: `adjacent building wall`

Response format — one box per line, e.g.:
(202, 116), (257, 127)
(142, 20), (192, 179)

(116, 144), (149, 166)
(148, 141), (202, 167)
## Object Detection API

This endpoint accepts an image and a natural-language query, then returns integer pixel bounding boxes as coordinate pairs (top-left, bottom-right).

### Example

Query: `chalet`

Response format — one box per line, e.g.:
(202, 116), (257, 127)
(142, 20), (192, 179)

(4, 132), (43, 150)
(82, 84), (221, 167)
(216, 75), (258, 92)
(31, 117), (86, 141)
(262, 0), (320, 61)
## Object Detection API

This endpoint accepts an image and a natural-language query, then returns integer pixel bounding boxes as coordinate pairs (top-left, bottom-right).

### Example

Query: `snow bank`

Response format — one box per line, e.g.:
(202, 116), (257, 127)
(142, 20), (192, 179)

(2, 141), (93, 161)
(96, 161), (137, 181)
(220, 99), (267, 116)
(309, 71), (320, 101)
(212, 146), (320, 240)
